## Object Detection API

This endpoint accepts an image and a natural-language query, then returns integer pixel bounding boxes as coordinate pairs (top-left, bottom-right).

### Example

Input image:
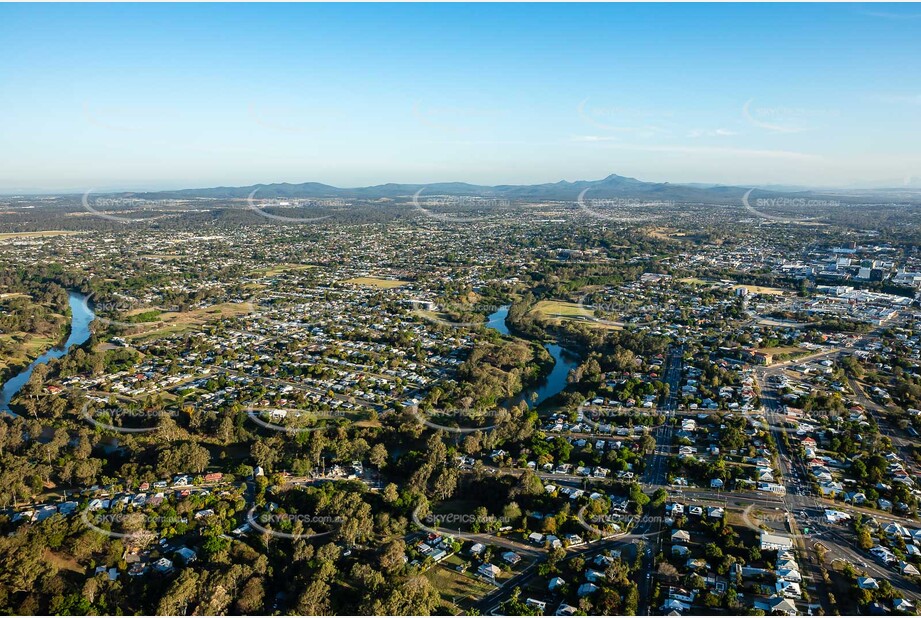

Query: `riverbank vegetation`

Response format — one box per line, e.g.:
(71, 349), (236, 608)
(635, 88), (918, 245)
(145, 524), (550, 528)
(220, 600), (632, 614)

(0, 286), (70, 382)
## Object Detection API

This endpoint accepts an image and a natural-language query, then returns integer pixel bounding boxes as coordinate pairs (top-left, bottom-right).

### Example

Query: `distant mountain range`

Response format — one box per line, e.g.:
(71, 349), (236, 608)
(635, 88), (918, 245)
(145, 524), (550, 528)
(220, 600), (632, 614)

(123, 174), (767, 203)
(117, 173), (921, 203)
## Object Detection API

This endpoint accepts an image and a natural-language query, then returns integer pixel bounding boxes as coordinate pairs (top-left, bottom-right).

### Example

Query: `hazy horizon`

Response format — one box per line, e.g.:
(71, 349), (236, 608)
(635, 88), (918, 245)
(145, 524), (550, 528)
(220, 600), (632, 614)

(5, 171), (921, 198)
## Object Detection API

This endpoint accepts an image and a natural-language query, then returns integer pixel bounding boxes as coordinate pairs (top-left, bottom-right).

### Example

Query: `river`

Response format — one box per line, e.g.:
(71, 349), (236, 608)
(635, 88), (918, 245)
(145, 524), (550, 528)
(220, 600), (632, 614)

(0, 298), (562, 413)
(0, 291), (95, 412)
(486, 305), (580, 408)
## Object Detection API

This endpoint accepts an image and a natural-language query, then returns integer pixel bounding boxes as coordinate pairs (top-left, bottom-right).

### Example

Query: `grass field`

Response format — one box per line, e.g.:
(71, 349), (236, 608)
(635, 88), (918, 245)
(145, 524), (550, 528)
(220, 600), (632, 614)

(532, 300), (593, 318)
(424, 564), (494, 612)
(123, 308), (164, 323)
(757, 318), (807, 328)
(343, 276), (409, 288)
(759, 346), (804, 357)
(734, 284), (788, 296)
(678, 277), (716, 286)
(759, 346), (810, 364)
(414, 309), (486, 325)
(0, 231), (81, 240)
(429, 498), (486, 532)
(646, 227), (685, 241)
(0, 294), (67, 373)
(530, 299), (622, 330)
(43, 549), (84, 574)
(257, 263), (318, 277)
(0, 334), (58, 373)
(126, 302), (255, 341)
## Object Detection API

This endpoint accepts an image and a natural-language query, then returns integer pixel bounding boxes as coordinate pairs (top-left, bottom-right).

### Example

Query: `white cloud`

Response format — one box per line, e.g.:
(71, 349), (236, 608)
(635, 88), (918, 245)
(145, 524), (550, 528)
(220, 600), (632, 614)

(687, 128), (738, 138)
(572, 135), (620, 142)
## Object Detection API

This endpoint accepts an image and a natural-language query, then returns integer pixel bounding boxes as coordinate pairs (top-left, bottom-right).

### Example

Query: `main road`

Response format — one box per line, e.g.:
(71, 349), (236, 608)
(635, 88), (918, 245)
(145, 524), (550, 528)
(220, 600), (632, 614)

(750, 314), (917, 609)
(636, 344), (683, 615)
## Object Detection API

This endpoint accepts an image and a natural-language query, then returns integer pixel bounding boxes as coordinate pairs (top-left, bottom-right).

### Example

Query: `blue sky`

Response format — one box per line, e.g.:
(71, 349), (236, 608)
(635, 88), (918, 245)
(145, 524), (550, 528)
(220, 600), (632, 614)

(1, 3), (920, 192)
